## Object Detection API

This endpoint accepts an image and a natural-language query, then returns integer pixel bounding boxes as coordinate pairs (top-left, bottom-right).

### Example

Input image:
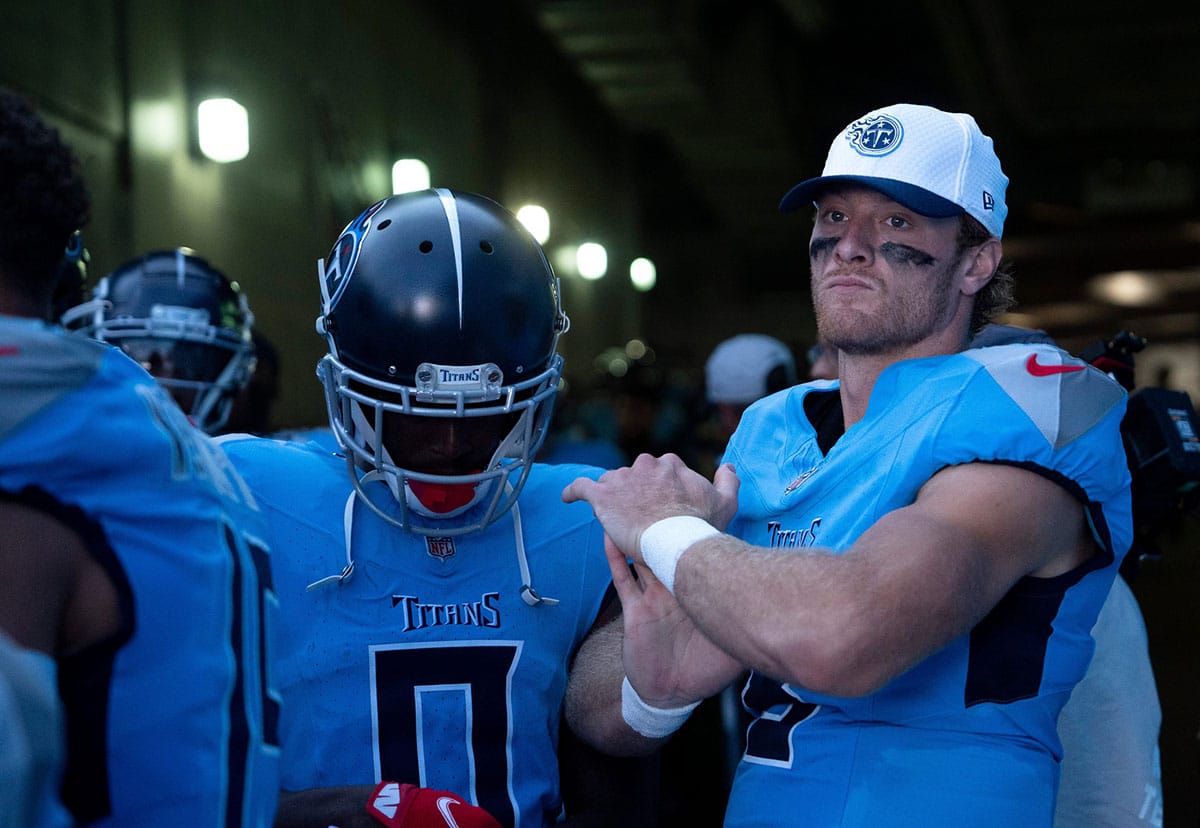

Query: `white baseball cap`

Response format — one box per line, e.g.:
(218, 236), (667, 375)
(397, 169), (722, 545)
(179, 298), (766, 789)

(705, 334), (797, 404)
(779, 103), (1008, 239)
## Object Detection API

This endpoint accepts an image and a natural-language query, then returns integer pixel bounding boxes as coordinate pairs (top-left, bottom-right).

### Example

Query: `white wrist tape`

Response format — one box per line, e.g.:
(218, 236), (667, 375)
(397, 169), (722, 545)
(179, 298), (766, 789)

(620, 675), (700, 739)
(639, 515), (720, 594)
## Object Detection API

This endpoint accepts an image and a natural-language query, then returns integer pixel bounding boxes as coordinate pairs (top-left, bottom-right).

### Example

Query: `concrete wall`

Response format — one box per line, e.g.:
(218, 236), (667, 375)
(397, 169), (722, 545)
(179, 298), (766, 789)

(1, 1), (652, 429)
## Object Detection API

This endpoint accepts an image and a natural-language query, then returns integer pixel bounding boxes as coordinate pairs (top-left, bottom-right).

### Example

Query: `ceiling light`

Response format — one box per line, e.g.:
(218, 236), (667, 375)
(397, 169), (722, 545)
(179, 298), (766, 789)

(629, 257), (656, 291)
(576, 242), (607, 280)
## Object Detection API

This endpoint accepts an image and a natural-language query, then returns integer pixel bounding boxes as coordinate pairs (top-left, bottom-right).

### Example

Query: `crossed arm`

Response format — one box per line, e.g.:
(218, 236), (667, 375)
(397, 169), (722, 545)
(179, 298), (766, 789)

(562, 454), (1095, 752)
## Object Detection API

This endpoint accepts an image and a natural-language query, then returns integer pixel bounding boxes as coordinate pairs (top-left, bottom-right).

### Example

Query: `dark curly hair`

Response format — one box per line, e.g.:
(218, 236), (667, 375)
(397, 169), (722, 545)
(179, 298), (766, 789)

(0, 88), (91, 311)
(959, 213), (1015, 336)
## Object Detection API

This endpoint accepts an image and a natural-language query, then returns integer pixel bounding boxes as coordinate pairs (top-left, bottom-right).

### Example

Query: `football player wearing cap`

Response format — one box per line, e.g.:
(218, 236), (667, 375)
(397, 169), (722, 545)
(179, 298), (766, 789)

(704, 333), (798, 446)
(563, 103), (1133, 825)
(219, 189), (644, 828)
(63, 248), (258, 436)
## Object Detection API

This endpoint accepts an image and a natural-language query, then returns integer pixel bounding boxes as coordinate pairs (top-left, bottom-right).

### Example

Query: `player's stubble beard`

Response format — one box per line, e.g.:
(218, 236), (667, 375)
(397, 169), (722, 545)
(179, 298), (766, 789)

(810, 237), (962, 356)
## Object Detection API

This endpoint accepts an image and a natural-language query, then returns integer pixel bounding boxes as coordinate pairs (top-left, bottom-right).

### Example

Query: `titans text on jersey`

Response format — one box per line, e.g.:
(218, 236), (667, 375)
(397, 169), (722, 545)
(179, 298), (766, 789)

(765, 518), (822, 548)
(391, 592), (502, 631)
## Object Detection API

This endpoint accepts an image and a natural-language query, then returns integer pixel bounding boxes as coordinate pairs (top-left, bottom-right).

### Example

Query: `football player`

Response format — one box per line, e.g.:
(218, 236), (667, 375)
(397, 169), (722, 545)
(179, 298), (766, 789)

(63, 248), (257, 435)
(219, 189), (646, 827)
(0, 86), (280, 826)
(562, 103), (1133, 826)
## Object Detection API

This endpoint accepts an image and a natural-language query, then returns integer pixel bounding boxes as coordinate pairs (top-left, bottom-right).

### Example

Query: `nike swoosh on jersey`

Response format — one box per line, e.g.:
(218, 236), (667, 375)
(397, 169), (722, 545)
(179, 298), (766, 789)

(1025, 353), (1086, 376)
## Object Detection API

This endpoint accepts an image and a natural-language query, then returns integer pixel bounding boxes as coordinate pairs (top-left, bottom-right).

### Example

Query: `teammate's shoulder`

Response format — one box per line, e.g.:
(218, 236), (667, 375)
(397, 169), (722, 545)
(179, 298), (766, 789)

(217, 432), (341, 468)
(265, 426), (341, 453)
(529, 460), (608, 484)
(0, 317), (107, 383)
(0, 320), (146, 441)
(517, 462), (608, 527)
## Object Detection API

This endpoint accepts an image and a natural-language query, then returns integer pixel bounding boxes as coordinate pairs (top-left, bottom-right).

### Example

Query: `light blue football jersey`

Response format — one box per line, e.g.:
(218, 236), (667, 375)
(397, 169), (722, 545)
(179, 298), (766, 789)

(220, 436), (612, 828)
(720, 344), (1132, 828)
(0, 317), (280, 827)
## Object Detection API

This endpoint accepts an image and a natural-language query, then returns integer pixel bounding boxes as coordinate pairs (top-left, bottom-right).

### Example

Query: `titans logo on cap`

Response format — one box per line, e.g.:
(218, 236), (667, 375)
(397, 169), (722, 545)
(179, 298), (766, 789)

(321, 199), (387, 312)
(845, 113), (903, 156)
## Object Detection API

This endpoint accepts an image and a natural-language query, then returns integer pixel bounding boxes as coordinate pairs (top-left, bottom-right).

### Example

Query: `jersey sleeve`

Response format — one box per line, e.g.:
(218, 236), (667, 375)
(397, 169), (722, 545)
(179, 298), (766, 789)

(947, 344), (1133, 560)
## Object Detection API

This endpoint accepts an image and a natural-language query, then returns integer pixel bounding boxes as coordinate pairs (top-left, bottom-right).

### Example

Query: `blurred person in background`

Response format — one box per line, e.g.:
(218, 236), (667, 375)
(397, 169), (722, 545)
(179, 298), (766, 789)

(63, 247), (257, 436)
(704, 334), (798, 447)
(806, 339), (840, 381)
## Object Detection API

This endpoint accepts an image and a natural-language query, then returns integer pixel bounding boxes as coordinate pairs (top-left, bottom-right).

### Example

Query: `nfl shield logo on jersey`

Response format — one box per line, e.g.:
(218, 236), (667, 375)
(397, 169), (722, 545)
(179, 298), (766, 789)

(425, 537), (456, 561)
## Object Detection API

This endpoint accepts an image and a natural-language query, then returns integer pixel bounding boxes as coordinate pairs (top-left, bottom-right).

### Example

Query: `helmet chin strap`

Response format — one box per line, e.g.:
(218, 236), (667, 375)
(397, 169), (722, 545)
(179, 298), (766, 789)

(314, 402), (557, 605)
(305, 478), (559, 607)
(305, 491), (359, 591)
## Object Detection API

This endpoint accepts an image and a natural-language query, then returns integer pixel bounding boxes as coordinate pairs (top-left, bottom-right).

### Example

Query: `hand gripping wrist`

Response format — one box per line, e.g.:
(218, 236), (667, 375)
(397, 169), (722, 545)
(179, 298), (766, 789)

(620, 675), (700, 739)
(367, 781), (501, 828)
(639, 515), (720, 593)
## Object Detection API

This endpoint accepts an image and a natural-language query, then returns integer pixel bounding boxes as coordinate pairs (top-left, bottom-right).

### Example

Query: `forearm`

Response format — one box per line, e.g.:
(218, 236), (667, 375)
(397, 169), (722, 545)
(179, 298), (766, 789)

(673, 535), (862, 690)
(275, 785), (378, 828)
(565, 620), (664, 756)
(671, 517), (997, 696)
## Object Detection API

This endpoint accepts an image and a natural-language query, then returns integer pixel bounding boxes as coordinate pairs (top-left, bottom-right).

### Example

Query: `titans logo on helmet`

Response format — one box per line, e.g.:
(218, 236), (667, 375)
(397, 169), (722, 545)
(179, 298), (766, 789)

(321, 199), (387, 312)
(845, 113), (903, 156)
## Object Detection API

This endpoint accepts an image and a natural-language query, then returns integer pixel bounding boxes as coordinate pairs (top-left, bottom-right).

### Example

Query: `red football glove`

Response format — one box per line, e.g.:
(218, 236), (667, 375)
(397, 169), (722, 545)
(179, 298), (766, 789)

(366, 781), (502, 828)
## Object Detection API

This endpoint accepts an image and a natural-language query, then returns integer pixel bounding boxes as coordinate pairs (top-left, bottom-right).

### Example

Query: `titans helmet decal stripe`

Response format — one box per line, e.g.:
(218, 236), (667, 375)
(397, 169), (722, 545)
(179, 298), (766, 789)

(174, 247), (187, 288)
(434, 188), (465, 329)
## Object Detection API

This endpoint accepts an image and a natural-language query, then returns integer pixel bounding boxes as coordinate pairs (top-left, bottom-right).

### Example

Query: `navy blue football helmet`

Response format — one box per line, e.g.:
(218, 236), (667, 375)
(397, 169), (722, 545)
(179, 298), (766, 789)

(316, 189), (569, 535)
(63, 248), (256, 434)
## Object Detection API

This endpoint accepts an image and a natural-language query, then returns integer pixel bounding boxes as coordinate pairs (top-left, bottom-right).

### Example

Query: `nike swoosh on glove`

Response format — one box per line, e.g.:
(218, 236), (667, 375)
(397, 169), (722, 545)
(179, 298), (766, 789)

(366, 781), (502, 828)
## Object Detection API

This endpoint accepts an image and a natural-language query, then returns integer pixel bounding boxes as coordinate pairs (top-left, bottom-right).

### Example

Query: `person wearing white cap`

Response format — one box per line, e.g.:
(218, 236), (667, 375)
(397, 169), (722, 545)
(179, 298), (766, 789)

(704, 333), (798, 444)
(562, 103), (1133, 826)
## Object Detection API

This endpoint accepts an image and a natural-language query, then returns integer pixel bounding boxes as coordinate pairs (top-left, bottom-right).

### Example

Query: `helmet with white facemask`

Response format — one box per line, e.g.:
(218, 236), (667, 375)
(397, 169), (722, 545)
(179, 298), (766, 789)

(63, 248), (256, 435)
(315, 189), (569, 537)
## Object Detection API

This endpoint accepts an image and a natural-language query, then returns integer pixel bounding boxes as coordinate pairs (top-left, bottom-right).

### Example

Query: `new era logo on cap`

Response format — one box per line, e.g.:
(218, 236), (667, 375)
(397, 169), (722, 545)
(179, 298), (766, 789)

(780, 103), (1009, 239)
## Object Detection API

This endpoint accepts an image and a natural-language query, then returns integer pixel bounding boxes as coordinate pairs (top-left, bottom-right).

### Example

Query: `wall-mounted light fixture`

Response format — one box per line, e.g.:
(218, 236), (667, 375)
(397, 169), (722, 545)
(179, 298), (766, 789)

(195, 97), (249, 162)
(516, 204), (551, 244)
(392, 158), (430, 193)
